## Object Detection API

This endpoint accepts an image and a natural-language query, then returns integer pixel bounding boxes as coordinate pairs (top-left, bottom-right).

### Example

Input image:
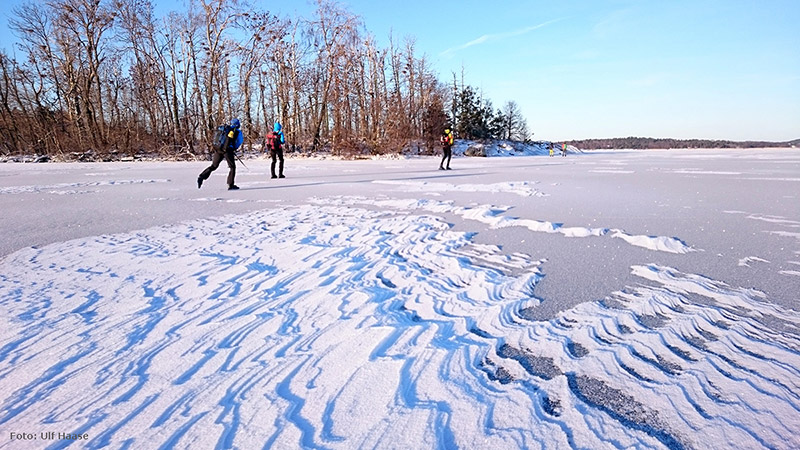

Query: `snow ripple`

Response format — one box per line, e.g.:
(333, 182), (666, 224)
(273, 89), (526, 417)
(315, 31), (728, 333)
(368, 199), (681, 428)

(0, 204), (797, 449)
(0, 179), (171, 194)
(314, 195), (696, 253)
(372, 180), (548, 197)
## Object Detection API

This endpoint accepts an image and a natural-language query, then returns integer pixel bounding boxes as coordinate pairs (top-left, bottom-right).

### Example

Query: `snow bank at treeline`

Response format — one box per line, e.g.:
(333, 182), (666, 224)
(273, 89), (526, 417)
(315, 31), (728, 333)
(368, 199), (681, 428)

(0, 139), (581, 163)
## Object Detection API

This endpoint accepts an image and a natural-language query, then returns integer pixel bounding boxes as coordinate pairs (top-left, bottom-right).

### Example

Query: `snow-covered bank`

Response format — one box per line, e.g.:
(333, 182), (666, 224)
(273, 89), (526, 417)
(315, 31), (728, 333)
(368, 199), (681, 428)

(451, 139), (580, 157)
(0, 139), (566, 164)
(1, 149), (799, 449)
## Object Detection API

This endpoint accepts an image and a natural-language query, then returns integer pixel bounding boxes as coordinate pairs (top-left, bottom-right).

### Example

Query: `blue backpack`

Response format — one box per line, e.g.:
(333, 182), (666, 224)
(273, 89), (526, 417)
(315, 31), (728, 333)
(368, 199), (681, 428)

(212, 125), (232, 152)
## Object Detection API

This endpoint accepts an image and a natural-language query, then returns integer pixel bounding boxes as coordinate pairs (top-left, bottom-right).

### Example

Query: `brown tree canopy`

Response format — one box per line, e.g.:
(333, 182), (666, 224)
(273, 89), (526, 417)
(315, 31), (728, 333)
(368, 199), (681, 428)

(0, 0), (461, 159)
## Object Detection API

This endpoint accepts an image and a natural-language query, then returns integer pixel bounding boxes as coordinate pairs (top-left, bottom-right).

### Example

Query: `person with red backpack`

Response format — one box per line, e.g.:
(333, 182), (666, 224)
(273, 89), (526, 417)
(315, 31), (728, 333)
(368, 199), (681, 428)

(439, 128), (454, 170)
(265, 122), (286, 179)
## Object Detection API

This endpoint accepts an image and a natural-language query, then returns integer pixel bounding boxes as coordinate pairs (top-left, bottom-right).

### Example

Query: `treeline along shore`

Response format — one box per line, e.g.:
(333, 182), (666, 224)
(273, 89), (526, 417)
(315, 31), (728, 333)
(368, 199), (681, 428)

(566, 137), (800, 150)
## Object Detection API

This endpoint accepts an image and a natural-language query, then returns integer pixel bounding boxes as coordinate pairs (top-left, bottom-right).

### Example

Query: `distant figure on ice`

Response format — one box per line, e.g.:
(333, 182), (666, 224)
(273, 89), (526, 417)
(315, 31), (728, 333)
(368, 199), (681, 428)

(561, 143), (568, 157)
(265, 122), (286, 179)
(440, 128), (454, 170)
(198, 118), (243, 190)
(549, 142), (555, 157)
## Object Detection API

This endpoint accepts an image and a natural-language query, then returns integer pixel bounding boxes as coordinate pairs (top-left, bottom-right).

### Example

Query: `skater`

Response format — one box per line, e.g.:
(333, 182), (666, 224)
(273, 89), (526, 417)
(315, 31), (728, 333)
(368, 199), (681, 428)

(549, 142), (555, 157)
(561, 143), (568, 157)
(440, 128), (454, 170)
(198, 118), (243, 190)
(265, 122), (286, 179)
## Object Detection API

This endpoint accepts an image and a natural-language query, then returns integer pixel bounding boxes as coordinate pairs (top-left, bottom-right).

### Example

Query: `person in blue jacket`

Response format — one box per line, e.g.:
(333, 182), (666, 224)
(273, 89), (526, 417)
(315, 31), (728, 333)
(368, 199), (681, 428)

(198, 118), (244, 190)
(265, 122), (286, 179)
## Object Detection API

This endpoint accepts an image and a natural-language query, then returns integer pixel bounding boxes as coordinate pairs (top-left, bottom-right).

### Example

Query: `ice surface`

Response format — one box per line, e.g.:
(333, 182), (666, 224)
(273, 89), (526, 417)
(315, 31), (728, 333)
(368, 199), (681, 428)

(1, 149), (799, 449)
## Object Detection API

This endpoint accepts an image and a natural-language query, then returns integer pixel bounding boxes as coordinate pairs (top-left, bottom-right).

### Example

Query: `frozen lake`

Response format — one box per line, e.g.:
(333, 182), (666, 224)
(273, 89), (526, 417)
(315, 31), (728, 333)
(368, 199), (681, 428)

(1, 148), (799, 449)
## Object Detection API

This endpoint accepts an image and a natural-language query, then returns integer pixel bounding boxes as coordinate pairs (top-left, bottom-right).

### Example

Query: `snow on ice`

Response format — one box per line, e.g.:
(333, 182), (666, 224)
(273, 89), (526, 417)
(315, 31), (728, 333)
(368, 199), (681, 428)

(1, 149), (799, 449)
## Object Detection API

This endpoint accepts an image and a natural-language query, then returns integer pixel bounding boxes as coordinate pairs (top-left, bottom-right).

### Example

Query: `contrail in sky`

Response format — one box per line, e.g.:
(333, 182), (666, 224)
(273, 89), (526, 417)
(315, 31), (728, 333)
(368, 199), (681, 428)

(440, 18), (565, 57)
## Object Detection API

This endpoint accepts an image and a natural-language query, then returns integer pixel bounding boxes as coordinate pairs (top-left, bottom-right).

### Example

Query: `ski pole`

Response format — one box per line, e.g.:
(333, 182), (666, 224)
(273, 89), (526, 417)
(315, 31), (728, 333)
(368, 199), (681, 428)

(236, 153), (248, 170)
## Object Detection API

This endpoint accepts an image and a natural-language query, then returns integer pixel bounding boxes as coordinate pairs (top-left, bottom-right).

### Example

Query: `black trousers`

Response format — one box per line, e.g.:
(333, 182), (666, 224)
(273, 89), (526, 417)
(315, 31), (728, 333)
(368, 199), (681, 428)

(441, 146), (452, 168)
(199, 149), (236, 186)
(270, 148), (284, 177)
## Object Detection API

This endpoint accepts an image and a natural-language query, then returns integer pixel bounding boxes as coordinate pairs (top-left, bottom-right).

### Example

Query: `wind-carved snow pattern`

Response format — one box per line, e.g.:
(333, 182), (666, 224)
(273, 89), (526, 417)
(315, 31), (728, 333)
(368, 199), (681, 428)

(672, 169), (743, 175)
(779, 270), (800, 277)
(315, 195), (697, 254)
(766, 231), (800, 241)
(609, 230), (696, 254)
(738, 256), (770, 267)
(723, 210), (800, 276)
(590, 168), (635, 174)
(745, 214), (800, 228)
(1, 202), (798, 449)
(0, 179), (171, 195)
(372, 180), (548, 197)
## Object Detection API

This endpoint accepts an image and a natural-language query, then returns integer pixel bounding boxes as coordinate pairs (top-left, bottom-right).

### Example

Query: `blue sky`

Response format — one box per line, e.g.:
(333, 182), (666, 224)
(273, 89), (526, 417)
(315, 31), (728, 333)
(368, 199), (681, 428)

(2, 0), (798, 141)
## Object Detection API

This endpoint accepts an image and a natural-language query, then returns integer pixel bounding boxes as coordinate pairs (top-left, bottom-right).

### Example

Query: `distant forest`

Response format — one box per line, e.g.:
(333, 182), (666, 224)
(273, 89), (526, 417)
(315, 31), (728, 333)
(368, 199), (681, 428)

(566, 137), (800, 150)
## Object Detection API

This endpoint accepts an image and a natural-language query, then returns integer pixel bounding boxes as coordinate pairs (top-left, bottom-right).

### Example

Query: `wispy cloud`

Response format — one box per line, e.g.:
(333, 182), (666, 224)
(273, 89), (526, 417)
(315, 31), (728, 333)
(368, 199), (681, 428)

(440, 18), (564, 57)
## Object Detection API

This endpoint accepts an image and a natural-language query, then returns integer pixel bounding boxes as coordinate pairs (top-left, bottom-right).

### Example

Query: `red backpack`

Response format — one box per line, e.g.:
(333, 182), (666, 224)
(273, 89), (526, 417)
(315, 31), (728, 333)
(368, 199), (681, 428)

(266, 132), (281, 151)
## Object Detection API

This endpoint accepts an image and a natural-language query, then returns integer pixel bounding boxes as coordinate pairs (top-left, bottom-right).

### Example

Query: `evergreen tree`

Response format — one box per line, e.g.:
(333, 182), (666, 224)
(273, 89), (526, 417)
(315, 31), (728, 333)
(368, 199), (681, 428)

(455, 85), (496, 140)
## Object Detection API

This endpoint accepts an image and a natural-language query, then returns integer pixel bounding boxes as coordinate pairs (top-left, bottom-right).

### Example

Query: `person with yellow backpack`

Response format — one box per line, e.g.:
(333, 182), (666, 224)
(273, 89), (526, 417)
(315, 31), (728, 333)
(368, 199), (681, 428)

(198, 118), (243, 190)
(439, 128), (454, 170)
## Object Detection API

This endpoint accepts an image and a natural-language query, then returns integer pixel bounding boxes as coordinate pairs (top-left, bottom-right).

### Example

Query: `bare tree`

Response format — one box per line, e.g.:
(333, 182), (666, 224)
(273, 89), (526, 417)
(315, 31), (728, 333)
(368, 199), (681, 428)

(198, 0), (241, 138)
(0, 0), (515, 158)
(233, 10), (282, 142)
(499, 100), (529, 141)
(304, 0), (360, 152)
